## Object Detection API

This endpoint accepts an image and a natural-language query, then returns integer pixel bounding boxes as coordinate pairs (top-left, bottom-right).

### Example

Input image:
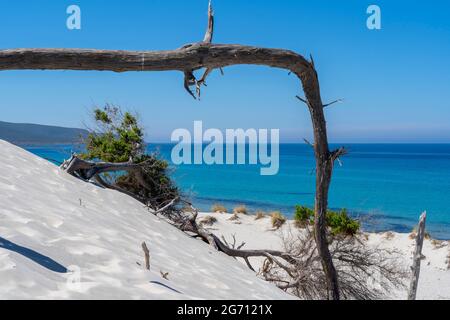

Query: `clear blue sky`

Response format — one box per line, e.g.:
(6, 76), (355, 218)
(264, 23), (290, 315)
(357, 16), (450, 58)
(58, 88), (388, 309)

(0, 0), (449, 143)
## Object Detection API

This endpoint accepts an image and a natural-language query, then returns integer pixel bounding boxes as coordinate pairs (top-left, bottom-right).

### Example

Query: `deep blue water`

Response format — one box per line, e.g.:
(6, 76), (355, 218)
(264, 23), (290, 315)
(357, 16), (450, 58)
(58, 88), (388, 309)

(24, 143), (450, 239)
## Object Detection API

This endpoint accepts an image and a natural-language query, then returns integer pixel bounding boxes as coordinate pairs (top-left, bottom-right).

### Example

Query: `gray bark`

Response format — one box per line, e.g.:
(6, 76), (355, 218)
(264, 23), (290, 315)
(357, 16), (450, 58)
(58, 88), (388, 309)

(408, 211), (427, 300)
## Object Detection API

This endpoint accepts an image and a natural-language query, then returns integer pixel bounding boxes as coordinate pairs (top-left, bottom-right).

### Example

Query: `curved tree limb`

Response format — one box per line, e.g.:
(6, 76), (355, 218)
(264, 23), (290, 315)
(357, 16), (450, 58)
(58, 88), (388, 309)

(323, 98), (344, 108)
(93, 174), (145, 202)
(62, 155), (152, 180)
(0, 45), (310, 75)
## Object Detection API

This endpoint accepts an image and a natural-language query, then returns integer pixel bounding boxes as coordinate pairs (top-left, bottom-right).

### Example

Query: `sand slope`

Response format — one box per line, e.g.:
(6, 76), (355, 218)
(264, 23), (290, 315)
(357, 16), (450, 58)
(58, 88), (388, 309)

(0, 140), (293, 300)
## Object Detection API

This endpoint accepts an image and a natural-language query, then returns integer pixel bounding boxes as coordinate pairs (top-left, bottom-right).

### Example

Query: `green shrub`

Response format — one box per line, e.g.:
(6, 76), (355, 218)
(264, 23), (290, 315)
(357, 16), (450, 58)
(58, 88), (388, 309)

(294, 205), (314, 227)
(326, 209), (360, 236)
(294, 205), (360, 236)
(83, 105), (145, 163)
(81, 105), (179, 209)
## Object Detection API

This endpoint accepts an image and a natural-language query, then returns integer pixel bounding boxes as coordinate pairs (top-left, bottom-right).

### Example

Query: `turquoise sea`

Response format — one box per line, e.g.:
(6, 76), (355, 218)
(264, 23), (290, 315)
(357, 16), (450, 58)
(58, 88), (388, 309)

(24, 143), (450, 239)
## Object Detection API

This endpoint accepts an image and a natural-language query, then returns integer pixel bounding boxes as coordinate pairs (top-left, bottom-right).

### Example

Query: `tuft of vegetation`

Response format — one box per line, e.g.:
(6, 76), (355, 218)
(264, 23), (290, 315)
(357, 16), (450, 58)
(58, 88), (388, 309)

(211, 204), (227, 213)
(294, 205), (314, 227)
(182, 205), (195, 213)
(294, 205), (360, 236)
(383, 231), (395, 240)
(431, 239), (446, 249)
(254, 211), (266, 220)
(233, 205), (248, 215)
(270, 211), (286, 229)
(228, 213), (240, 222)
(326, 209), (360, 236)
(409, 227), (431, 240)
(83, 105), (144, 163)
(81, 105), (179, 210)
(200, 215), (218, 226)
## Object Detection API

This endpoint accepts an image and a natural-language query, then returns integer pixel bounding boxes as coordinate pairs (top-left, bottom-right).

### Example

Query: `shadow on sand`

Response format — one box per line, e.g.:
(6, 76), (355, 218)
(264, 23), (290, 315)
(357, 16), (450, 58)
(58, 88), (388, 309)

(150, 281), (182, 294)
(0, 237), (67, 273)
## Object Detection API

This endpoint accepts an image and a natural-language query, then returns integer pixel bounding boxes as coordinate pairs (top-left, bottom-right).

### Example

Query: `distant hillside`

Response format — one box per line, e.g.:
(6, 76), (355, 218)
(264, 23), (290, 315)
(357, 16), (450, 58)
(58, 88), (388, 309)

(0, 121), (88, 144)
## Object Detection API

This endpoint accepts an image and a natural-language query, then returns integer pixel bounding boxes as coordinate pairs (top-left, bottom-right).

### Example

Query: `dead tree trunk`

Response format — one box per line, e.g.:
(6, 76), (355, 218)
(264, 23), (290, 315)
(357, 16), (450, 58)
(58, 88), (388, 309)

(0, 1), (344, 299)
(408, 211), (427, 300)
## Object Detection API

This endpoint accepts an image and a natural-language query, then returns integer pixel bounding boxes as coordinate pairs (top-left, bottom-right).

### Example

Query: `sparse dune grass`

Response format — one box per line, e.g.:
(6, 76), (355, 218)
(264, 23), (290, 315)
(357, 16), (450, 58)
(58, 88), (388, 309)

(409, 227), (431, 240)
(254, 211), (266, 220)
(211, 204), (227, 213)
(200, 215), (218, 226)
(182, 206), (195, 213)
(431, 239), (446, 249)
(233, 205), (248, 215)
(270, 211), (286, 229)
(383, 231), (395, 240)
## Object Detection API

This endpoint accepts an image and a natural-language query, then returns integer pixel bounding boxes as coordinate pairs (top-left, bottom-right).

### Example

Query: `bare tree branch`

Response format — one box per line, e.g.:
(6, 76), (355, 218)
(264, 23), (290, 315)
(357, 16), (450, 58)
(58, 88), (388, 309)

(303, 138), (314, 148)
(296, 95), (310, 107)
(323, 98), (344, 108)
(203, 0), (214, 43)
(183, 70), (198, 100)
(331, 147), (348, 162)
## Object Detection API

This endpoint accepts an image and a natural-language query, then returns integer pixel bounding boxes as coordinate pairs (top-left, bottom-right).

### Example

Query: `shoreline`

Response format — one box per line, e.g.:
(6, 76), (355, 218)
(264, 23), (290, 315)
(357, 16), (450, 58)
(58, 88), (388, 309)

(192, 200), (450, 241)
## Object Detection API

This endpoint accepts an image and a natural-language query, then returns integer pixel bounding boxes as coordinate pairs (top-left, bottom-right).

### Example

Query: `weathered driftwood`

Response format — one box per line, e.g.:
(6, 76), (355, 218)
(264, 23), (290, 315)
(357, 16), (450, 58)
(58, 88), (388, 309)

(62, 155), (180, 211)
(62, 155), (146, 180)
(2, 1), (344, 299)
(408, 211), (427, 300)
(172, 205), (298, 274)
(142, 242), (150, 270)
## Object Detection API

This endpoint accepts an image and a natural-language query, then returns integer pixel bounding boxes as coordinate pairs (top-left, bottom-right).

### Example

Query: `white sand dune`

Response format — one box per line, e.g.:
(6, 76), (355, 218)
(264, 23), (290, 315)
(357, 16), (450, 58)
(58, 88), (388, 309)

(197, 212), (450, 300)
(0, 140), (294, 300)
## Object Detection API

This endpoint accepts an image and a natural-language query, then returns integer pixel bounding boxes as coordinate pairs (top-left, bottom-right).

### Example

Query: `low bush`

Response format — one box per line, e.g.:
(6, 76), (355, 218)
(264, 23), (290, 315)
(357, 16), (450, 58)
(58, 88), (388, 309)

(254, 211), (266, 220)
(270, 211), (286, 229)
(233, 205), (248, 215)
(326, 209), (360, 236)
(200, 215), (218, 226)
(409, 227), (431, 240)
(211, 204), (227, 213)
(294, 205), (360, 236)
(228, 213), (240, 221)
(294, 205), (314, 227)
